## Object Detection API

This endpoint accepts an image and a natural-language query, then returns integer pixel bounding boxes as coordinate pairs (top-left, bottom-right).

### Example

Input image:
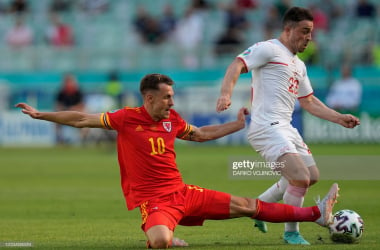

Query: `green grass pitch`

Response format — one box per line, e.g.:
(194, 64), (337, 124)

(0, 144), (379, 249)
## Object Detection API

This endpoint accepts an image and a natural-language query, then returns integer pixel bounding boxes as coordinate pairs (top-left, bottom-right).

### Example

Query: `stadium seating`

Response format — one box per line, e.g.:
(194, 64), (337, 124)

(0, 0), (378, 72)
(0, 0), (378, 118)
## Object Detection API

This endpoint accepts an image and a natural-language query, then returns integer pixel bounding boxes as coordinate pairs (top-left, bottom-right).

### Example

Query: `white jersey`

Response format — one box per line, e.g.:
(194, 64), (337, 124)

(238, 39), (313, 126)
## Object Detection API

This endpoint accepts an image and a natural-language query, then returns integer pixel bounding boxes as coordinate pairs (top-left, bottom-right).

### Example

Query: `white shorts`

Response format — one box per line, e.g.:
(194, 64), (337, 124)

(247, 121), (315, 166)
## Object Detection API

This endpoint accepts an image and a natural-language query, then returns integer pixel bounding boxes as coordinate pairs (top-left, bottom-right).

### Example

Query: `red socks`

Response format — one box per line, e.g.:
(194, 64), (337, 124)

(253, 199), (320, 222)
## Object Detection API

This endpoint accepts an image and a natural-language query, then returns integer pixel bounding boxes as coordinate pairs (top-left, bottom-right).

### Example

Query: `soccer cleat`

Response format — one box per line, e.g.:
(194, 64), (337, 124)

(171, 237), (189, 247)
(253, 219), (268, 233)
(315, 183), (339, 227)
(283, 231), (310, 245)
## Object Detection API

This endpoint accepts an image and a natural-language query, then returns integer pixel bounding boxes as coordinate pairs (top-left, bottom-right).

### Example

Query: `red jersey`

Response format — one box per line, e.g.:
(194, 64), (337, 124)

(100, 106), (193, 210)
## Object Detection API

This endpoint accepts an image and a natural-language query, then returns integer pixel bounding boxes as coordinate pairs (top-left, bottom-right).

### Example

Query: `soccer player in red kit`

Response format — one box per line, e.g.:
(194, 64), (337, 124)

(17, 73), (339, 249)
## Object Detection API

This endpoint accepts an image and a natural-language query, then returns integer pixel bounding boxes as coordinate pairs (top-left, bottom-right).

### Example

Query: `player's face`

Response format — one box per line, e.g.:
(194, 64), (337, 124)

(150, 83), (174, 121)
(288, 20), (313, 54)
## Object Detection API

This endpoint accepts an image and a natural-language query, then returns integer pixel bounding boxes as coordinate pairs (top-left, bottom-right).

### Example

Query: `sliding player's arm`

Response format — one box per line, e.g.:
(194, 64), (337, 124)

(181, 107), (249, 142)
(16, 102), (103, 128)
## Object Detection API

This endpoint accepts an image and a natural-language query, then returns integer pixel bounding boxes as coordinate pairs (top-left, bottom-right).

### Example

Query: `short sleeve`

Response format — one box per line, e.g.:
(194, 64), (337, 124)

(237, 41), (273, 71)
(298, 66), (314, 99)
(100, 108), (125, 130)
(171, 110), (193, 139)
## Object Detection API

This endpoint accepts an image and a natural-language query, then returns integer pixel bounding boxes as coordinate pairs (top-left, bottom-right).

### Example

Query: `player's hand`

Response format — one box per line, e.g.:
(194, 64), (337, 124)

(338, 114), (360, 128)
(15, 103), (40, 119)
(236, 107), (249, 127)
(216, 95), (232, 112)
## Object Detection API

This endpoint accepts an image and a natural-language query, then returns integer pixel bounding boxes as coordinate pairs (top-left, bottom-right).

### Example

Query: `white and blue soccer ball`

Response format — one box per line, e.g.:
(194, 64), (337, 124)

(329, 209), (364, 243)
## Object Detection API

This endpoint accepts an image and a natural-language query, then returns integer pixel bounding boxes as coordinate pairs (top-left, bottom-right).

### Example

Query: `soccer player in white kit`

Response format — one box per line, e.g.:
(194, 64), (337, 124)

(216, 7), (360, 245)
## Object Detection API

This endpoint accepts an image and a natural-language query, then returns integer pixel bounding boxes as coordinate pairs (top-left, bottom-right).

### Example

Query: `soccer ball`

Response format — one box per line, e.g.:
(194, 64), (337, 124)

(329, 209), (364, 243)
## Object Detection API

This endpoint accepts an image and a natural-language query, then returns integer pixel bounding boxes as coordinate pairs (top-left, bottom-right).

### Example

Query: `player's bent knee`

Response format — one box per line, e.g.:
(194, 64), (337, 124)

(309, 179), (318, 186)
(147, 233), (172, 249)
(146, 225), (173, 249)
(149, 237), (171, 249)
(308, 165), (319, 186)
(289, 179), (310, 188)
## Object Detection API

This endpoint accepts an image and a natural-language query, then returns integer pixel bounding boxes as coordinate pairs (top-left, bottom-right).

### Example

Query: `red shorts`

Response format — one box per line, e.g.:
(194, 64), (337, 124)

(139, 184), (231, 232)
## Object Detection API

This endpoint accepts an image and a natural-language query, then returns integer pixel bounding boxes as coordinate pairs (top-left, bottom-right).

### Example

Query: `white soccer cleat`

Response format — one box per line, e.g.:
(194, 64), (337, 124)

(315, 183), (339, 227)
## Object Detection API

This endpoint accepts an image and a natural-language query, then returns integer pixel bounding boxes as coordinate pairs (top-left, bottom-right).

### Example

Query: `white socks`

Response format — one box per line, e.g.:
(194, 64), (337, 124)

(258, 178), (308, 232)
(258, 177), (288, 202)
(283, 185), (308, 232)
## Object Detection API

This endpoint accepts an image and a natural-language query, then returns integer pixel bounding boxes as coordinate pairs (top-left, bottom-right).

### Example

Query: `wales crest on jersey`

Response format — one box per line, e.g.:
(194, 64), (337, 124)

(163, 122), (172, 132)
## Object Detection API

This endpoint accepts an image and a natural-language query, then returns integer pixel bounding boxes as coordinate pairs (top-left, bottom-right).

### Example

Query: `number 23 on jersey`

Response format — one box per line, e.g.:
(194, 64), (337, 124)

(288, 76), (299, 95)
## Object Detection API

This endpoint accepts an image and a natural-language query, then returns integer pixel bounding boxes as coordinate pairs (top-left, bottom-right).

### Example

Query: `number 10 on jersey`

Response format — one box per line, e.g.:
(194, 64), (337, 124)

(149, 137), (166, 155)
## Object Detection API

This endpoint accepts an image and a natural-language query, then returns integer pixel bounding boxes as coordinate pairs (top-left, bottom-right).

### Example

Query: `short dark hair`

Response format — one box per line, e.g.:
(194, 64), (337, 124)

(282, 7), (313, 28)
(140, 73), (174, 95)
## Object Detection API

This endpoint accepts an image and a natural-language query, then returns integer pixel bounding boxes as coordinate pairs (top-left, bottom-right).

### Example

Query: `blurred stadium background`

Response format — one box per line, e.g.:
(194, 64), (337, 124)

(0, 0), (380, 145)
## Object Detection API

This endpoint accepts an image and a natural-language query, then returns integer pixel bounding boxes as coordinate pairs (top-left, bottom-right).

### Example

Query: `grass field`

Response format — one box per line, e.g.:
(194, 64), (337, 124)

(1, 144), (379, 249)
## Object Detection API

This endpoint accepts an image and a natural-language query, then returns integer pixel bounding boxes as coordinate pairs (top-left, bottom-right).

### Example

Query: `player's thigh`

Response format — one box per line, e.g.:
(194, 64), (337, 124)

(308, 165), (319, 185)
(181, 185), (230, 223)
(140, 193), (185, 233)
(145, 225), (173, 248)
(294, 138), (319, 185)
(278, 153), (310, 186)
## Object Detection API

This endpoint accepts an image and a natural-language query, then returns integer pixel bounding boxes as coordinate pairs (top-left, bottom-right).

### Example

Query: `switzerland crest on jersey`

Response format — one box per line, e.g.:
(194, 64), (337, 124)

(163, 121), (172, 132)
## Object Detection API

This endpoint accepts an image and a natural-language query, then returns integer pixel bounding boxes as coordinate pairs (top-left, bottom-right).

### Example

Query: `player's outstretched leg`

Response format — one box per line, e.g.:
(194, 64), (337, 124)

(315, 183), (339, 226)
(251, 183), (339, 226)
